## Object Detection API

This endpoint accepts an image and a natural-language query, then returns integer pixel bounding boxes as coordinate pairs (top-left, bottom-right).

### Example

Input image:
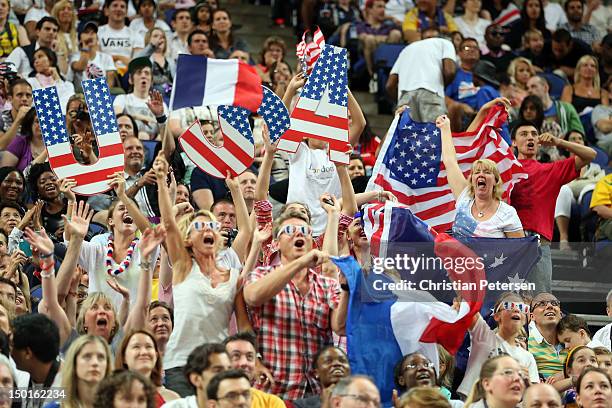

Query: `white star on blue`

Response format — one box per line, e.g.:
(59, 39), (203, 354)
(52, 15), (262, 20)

(256, 86), (290, 144)
(33, 87), (69, 147)
(82, 78), (118, 135)
(218, 105), (253, 143)
(383, 111), (442, 189)
(300, 46), (348, 107)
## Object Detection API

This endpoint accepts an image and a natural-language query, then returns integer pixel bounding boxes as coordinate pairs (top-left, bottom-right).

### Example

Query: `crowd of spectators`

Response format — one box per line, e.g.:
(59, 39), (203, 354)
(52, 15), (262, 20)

(0, 0), (610, 408)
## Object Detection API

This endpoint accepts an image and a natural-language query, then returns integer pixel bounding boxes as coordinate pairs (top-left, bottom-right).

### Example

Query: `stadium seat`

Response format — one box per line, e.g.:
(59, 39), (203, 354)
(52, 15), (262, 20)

(539, 72), (568, 100)
(143, 140), (160, 168)
(592, 146), (610, 170)
(374, 44), (405, 114)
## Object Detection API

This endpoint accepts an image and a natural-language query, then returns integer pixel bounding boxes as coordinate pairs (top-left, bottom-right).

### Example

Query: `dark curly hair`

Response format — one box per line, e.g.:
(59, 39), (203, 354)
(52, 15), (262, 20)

(93, 370), (156, 408)
(26, 162), (53, 200)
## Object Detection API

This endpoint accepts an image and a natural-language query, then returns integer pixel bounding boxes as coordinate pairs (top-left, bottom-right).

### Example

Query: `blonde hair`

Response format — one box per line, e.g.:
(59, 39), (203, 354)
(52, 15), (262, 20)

(177, 209), (223, 254)
(574, 55), (600, 90)
(76, 292), (119, 341)
(437, 345), (455, 389)
(464, 355), (515, 407)
(144, 27), (168, 55)
(467, 159), (504, 200)
(522, 28), (543, 48)
(61, 335), (113, 408)
(398, 387), (451, 408)
(51, 0), (77, 55)
(507, 57), (535, 87)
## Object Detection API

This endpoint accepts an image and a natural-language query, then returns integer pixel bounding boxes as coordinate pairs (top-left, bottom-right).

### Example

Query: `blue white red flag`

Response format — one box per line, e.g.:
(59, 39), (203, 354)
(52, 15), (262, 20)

(32, 78), (124, 195)
(170, 55), (263, 112)
(367, 104), (527, 233)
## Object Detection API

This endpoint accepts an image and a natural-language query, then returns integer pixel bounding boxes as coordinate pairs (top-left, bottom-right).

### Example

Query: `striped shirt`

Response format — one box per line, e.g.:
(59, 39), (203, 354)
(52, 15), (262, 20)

(528, 322), (567, 378)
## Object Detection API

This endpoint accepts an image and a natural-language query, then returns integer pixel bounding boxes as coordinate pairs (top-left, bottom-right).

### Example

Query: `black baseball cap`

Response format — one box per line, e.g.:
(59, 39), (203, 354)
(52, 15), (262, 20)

(128, 57), (152, 74)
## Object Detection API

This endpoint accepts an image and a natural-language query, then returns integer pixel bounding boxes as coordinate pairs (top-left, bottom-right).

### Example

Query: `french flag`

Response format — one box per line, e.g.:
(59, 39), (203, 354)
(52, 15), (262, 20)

(170, 54), (263, 112)
(331, 204), (485, 406)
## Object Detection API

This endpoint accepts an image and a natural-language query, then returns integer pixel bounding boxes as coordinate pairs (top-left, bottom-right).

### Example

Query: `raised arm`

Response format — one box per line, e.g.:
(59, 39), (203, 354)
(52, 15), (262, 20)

(544, 134), (597, 171)
(241, 223), (272, 282)
(437, 114), (468, 199)
(153, 152), (192, 278)
(225, 172), (252, 263)
(109, 172), (151, 234)
(281, 72), (306, 110)
(255, 124), (275, 201)
(243, 250), (328, 307)
(466, 97), (511, 133)
(348, 90), (366, 146)
(321, 194), (341, 257)
(123, 225), (166, 333)
(24, 206), (92, 347)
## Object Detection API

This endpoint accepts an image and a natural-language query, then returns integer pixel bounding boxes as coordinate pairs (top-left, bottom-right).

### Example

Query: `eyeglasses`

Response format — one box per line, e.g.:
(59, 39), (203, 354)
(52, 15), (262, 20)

(494, 368), (524, 379)
(187, 220), (220, 234)
(404, 362), (435, 370)
(276, 224), (312, 239)
(491, 30), (505, 37)
(218, 390), (251, 402)
(339, 394), (381, 408)
(497, 301), (530, 314)
(532, 299), (560, 309)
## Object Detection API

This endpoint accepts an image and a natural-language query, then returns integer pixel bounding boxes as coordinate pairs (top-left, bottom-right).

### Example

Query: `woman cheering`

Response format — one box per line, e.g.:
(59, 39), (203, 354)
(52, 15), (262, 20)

(437, 98), (524, 238)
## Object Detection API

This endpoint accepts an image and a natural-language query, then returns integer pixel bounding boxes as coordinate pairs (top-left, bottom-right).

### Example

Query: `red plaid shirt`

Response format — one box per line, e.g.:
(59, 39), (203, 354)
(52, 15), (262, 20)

(247, 266), (340, 399)
(254, 200), (353, 266)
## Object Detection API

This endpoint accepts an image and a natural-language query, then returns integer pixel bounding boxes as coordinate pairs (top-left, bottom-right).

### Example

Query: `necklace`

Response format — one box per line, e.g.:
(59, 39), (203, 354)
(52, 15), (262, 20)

(474, 200), (493, 218)
(106, 235), (139, 276)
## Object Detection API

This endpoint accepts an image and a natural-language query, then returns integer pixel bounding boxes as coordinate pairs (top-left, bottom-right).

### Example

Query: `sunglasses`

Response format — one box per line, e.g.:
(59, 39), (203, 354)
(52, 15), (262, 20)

(187, 220), (220, 234)
(491, 30), (505, 37)
(276, 224), (312, 239)
(532, 299), (560, 309)
(497, 301), (530, 314)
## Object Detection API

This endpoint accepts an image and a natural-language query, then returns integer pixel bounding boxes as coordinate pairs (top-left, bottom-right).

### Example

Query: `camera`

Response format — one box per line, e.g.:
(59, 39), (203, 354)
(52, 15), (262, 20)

(224, 228), (239, 247)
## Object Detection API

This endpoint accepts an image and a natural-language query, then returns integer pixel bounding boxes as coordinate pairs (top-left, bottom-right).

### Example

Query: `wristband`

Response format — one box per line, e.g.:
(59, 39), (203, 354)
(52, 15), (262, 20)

(40, 266), (54, 279)
(39, 252), (54, 259)
(140, 261), (152, 270)
(156, 114), (167, 124)
(68, 291), (77, 297)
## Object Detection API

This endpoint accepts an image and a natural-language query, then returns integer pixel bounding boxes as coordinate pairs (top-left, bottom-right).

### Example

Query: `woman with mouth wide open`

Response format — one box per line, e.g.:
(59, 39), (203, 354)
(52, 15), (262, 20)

(152, 152), (252, 396)
(437, 98), (525, 239)
(24, 201), (163, 352)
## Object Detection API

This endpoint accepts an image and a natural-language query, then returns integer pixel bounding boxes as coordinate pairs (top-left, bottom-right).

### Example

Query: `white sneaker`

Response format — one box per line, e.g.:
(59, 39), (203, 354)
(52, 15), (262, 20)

(369, 74), (378, 94)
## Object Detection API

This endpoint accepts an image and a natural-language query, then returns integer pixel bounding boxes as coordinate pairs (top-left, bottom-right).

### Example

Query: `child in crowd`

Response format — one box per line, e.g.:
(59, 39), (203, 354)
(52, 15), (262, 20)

(557, 314), (607, 350)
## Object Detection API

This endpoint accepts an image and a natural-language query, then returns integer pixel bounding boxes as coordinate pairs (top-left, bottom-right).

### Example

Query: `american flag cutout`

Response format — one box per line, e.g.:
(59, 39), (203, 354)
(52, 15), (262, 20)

(179, 87), (290, 178)
(296, 27), (325, 75)
(367, 104), (527, 233)
(32, 78), (124, 195)
(278, 44), (349, 164)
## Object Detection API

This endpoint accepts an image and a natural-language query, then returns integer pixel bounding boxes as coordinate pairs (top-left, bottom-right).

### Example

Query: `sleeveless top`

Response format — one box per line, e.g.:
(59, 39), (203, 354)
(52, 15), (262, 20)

(0, 22), (18, 59)
(163, 261), (239, 369)
(572, 91), (601, 115)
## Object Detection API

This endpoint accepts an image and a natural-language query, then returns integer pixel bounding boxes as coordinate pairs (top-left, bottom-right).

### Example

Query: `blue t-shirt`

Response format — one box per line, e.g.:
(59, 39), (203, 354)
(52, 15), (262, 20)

(544, 103), (557, 118)
(445, 68), (479, 109)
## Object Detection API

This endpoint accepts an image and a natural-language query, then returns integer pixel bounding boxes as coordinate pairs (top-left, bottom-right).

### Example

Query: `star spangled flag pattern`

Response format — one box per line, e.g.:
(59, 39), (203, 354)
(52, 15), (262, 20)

(179, 87), (290, 178)
(278, 44), (349, 163)
(33, 78), (124, 195)
(367, 104), (527, 233)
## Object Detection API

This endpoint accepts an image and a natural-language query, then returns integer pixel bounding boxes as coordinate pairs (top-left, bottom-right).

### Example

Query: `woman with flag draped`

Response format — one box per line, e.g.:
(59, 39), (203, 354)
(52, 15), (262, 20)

(438, 98), (525, 239)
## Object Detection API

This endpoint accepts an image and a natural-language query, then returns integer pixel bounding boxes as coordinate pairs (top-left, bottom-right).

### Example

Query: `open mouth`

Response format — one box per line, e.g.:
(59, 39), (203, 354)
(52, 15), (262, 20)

(544, 311), (556, 317)
(510, 384), (522, 392)
(96, 317), (108, 329)
(527, 142), (535, 148)
(416, 372), (432, 381)
(330, 367), (346, 376)
(45, 185), (57, 193)
(511, 314), (521, 320)
(15, 297), (23, 305)
(203, 236), (214, 245)
(122, 215), (133, 224)
(294, 238), (305, 248)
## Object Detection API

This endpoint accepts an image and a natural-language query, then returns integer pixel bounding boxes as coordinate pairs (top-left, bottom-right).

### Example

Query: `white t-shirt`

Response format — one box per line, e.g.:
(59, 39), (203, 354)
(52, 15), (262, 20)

(161, 396), (198, 408)
(113, 93), (168, 139)
(287, 142), (342, 235)
(70, 50), (116, 84)
(385, 0), (415, 22)
(454, 17), (490, 48)
(24, 6), (49, 24)
(390, 38), (457, 98)
(593, 323), (611, 351)
(129, 17), (172, 48)
(544, 2), (568, 32)
(452, 188), (523, 238)
(77, 235), (160, 310)
(98, 24), (144, 70)
(458, 315), (539, 397)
